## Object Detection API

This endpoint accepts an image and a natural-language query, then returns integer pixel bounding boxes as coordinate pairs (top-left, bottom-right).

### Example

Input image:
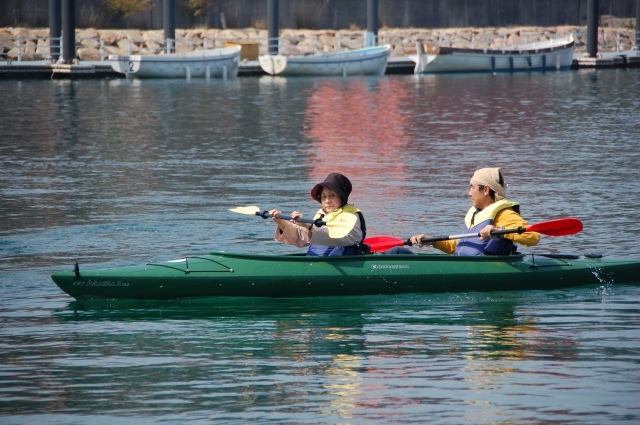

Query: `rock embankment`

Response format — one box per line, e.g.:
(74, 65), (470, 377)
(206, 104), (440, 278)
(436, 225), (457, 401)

(1, 26), (636, 61)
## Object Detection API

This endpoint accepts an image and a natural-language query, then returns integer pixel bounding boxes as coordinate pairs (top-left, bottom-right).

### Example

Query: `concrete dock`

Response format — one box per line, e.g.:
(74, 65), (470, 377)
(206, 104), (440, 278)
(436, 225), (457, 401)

(1, 52), (638, 80)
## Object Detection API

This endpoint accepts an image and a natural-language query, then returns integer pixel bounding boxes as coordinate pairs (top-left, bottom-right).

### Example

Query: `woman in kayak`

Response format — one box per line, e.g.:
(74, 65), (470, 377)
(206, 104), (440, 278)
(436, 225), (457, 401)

(269, 173), (367, 256)
(387, 167), (539, 256)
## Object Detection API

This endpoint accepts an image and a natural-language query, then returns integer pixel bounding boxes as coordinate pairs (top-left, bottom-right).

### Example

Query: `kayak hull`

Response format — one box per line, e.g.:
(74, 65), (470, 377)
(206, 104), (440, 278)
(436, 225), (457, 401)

(50, 251), (640, 300)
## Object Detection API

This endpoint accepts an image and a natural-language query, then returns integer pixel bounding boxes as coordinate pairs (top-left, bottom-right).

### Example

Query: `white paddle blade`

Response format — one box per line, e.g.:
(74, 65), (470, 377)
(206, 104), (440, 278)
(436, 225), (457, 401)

(229, 206), (262, 215)
(259, 55), (287, 75)
(326, 212), (358, 239)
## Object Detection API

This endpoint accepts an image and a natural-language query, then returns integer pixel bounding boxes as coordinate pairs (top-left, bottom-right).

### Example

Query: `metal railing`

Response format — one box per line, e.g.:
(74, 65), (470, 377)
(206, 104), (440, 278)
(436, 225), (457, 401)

(1, 29), (637, 62)
(0, 36), (62, 62)
(572, 29), (636, 52)
(126, 38), (223, 55)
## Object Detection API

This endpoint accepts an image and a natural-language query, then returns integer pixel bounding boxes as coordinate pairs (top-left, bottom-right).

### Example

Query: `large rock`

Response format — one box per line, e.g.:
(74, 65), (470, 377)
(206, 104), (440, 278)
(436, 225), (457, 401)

(391, 45), (404, 56)
(117, 38), (133, 54)
(105, 45), (127, 56)
(12, 28), (36, 38)
(77, 28), (99, 39)
(122, 29), (142, 40)
(217, 29), (248, 40)
(507, 34), (525, 46)
(280, 29), (299, 38)
(77, 47), (102, 61)
(201, 29), (220, 40)
(321, 44), (334, 53)
(285, 46), (301, 55)
(5, 45), (40, 59)
(600, 15), (635, 28)
(6, 46), (19, 59)
(243, 30), (261, 39)
(175, 41), (195, 51)
(339, 37), (363, 49)
(142, 30), (164, 42)
(143, 41), (162, 52)
(98, 30), (121, 45)
(21, 52), (39, 60)
(184, 30), (202, 39)
(318, 34), (337, 48)
(80, 38), (101, 48)
(33, 29), (49, 38)
(295, 44), (315, 54)
(23, 40), (36, 53)
(35, 38), (50, 55)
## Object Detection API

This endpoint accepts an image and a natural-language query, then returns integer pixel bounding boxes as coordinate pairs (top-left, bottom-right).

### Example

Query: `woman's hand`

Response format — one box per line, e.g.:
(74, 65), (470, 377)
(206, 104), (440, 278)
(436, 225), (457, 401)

(289, 211), (312, 230)
(479, 225), (496, 240)
(289, 211), (303, 223)
(409, 234), (433, 247)
(270, 210), (306, 231)
(269, 209), (287, 231)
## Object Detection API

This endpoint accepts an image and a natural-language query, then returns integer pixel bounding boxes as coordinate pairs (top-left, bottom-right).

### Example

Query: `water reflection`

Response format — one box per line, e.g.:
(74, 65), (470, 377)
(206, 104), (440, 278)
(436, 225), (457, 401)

(1, 71), (640, 423)
(304, 79), (412, 194)
(0, 286), (638, 421)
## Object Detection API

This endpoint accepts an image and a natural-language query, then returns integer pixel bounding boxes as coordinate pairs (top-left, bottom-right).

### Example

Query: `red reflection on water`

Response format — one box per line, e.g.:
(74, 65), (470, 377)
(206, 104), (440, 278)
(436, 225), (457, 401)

(304, 79), (412, 202)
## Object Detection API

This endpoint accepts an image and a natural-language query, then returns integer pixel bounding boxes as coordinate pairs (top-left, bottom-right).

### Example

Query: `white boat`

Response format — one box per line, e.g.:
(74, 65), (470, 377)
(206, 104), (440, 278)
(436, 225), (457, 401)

(259, 45), (391, 77)
(109, 45), (242, 78)
(414, 36), (575, 74)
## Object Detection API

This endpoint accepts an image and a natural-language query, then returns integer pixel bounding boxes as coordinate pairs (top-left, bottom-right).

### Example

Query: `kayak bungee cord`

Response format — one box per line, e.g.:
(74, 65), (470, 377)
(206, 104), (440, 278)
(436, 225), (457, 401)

(145, 256), (234, 274)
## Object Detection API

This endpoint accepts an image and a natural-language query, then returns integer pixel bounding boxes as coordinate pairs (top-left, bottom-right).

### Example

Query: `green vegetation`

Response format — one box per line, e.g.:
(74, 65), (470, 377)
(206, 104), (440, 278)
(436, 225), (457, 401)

(179, 0), (214, 27)
(102, 0), (154, 18)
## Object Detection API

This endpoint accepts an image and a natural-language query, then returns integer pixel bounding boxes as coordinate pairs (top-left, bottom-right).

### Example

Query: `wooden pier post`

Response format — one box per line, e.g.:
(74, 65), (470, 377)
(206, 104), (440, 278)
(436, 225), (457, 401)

(587, 0), (599, 57)
(49, 0), (61, 61)
(61, 0), (75, 64)
(267, 0), (279, 54)
(366, 0), (379, 47)
(636, 0), (640, 49)
(164, 0), (176, 53)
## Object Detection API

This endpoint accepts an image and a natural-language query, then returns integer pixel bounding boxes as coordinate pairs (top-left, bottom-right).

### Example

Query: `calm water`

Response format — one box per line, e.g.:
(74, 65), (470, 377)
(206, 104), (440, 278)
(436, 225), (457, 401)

(1, 69), (640, 424)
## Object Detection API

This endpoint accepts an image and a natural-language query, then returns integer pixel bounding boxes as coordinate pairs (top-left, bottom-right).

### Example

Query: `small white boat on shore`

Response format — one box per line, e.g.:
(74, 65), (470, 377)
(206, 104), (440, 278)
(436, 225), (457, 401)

(414, 36), (575, 74)
(109, 45), (242, 78)
(259, 45), (391, 77)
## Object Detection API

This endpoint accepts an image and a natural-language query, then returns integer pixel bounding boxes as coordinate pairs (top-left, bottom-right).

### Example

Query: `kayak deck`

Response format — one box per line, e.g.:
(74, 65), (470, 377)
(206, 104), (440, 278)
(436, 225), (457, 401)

(50, 251), (640, 300)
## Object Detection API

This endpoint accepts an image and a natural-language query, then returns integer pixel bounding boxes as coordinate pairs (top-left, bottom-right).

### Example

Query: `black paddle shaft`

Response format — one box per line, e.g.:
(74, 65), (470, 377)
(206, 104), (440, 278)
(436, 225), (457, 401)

(416, 227), (528, 245)
(256, 211), (327, 227)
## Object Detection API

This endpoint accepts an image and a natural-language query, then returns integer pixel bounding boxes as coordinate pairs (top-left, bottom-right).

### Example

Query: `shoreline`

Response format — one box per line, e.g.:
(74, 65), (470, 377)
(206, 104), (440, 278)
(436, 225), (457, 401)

(1, 25), (637, 62)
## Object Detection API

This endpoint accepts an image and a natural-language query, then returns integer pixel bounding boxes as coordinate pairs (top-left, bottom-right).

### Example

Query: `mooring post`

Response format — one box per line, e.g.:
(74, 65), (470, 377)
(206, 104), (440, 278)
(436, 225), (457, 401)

(267, 0), (279, 54)
(366, 0), (379, 47)
(636, 0), (640, 49)
(587, 0), (599, 57)
(49, 0), (61, 61)
(61, 0), (75, 64)
(164, 0), (176, 53)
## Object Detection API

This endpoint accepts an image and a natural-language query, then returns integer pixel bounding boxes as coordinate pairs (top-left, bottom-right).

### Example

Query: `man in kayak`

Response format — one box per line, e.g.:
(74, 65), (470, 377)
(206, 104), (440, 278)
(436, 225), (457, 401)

(269, 173), (367, 256)
(387, 167), (539, 255)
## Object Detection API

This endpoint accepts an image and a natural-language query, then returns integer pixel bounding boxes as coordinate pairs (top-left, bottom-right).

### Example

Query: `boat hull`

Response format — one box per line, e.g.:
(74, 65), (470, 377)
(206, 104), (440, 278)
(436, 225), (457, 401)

(415, 37), (575, 74)
(109, 46), (241, 78)
(50, 252), (640, 300)
(259, 45), (390, 77)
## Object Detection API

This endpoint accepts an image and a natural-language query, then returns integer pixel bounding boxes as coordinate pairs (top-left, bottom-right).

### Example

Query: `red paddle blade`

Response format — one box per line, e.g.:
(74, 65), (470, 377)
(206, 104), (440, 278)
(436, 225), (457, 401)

(527, 218), (583, 236)
(363, 236), (405, 253)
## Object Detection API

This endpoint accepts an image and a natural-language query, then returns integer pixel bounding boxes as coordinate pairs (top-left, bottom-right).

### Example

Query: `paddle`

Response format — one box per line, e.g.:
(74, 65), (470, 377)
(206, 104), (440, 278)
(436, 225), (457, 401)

(229, 206), (356, 238)
(364, 218), (583, 253)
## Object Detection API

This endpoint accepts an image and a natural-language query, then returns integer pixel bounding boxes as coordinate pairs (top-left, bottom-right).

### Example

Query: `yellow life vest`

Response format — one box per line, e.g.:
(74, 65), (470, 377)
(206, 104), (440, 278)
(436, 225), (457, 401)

(313, 204), (366, 227)
(464, 199), (519, 229)
(308, 205), (366, 257)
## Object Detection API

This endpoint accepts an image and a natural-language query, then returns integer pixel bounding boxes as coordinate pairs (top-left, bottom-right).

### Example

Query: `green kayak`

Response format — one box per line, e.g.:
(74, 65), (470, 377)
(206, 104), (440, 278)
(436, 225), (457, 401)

(50, 251), (640, 300)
